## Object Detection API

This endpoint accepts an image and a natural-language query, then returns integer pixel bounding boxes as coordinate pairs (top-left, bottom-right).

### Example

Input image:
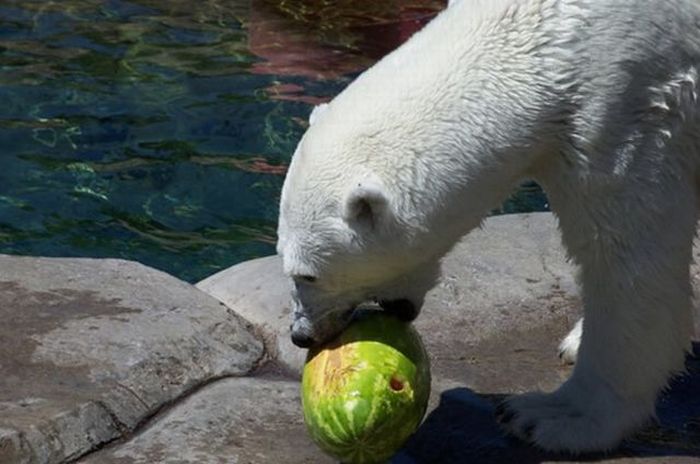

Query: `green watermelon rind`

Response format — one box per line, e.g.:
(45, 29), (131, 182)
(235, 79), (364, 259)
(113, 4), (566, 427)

(302, 311), (431, 464)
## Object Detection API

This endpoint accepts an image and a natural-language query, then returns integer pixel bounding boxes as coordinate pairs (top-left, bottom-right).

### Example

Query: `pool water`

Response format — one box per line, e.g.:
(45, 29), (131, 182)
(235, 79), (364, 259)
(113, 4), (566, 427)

(0, 0), (548, 283)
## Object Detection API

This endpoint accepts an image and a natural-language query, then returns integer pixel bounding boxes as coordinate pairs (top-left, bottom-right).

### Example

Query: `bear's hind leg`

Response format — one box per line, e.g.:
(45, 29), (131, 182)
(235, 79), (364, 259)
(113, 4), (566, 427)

(498, 176), (696, 452)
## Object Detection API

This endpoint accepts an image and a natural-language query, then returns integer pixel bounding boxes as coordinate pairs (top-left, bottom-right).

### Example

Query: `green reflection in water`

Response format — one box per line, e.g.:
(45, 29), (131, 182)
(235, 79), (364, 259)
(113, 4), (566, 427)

(0, 0), (547, 282)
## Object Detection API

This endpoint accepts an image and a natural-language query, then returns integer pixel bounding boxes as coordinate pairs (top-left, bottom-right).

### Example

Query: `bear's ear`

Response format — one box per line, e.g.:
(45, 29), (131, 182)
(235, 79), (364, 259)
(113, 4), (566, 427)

(342, 180), (390, 230)
(309, 103), (329, 126)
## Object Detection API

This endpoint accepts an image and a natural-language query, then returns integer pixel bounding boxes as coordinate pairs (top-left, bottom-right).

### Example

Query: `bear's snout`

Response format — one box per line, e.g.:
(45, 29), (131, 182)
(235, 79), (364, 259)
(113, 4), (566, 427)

(290, 315), (316, 348)
(290, 305), (356, 348)
(291, 330), (315, 348)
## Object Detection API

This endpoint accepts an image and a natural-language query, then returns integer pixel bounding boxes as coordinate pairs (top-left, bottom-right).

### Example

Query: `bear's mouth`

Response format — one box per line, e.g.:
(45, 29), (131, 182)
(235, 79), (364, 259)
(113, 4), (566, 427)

(378, 298), (419, 322)
(291, 300), (417, 348)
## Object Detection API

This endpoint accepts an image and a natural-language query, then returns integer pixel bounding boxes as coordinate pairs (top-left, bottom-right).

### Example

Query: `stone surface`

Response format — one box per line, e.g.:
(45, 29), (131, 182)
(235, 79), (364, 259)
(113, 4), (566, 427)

(73, 349), (700, 464)
(190, 212), (700, 463)
(198, 213), (580, 378)
(0, 256), (264, 464)
(197, 256), (304, 377)
(401, 352), (700, 464)
(4, 212), (700, 463)
(78, 375), (330, 464)
(415, 213), (581, 393)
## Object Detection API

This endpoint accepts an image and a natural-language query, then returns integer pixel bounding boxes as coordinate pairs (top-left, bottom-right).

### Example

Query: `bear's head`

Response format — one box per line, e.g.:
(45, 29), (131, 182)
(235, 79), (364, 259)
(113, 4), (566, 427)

(275, 0), (554, 348)
(277, 103), (443, 348)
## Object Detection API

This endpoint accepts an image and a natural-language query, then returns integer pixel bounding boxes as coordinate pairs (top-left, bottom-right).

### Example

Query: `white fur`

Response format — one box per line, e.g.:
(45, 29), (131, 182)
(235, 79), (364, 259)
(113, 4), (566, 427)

(278, 0), (700, 453)
(308, 103), (328, 126)
(558, 317), (582, 364)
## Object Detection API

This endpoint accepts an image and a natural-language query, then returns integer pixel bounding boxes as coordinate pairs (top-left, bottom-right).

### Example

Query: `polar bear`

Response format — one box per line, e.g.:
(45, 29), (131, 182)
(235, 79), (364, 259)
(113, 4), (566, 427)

(276, 0), (700, 453)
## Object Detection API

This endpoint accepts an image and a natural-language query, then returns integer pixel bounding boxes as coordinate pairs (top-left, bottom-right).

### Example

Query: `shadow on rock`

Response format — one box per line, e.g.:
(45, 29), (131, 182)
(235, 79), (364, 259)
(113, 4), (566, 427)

(627, 341), (700, 457)
(392, 388), (544, 464)
(394, 343), (700, 464)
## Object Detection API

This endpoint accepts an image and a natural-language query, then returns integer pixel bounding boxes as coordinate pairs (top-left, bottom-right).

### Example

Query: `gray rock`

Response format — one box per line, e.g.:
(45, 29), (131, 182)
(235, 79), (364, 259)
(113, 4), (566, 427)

(0, 427), (30, 464)
(0, 256), (263, 464)
(78, 376), (332, 464)
(193, 212), (700, 463)
(4, 213), (698, 464)
(416, 212), (581, 392)
(197, 212), (580, 378)
(197, 256), (305, 377)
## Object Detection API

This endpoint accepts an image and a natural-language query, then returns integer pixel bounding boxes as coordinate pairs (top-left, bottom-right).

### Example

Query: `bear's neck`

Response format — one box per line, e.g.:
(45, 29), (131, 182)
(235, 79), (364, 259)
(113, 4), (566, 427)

(333, 0), (565, 255)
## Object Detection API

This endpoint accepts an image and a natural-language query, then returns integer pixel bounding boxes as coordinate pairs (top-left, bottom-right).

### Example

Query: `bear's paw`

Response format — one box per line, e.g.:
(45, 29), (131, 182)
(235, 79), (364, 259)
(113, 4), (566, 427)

(496, 381), (651, 453)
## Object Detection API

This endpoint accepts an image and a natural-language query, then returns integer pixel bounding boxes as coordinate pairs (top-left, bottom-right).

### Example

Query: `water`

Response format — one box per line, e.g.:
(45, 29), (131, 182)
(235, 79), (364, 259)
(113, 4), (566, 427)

(0, 0), (547, 283)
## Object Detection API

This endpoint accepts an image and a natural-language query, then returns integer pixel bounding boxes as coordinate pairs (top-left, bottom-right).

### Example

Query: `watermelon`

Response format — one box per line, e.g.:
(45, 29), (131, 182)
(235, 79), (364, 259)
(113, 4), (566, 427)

(301, 310), (431, 464)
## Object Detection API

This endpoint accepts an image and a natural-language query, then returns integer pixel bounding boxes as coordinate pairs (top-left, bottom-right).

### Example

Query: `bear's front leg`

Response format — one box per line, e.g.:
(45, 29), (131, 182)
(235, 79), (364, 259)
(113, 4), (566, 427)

(497, 184), (695, 452)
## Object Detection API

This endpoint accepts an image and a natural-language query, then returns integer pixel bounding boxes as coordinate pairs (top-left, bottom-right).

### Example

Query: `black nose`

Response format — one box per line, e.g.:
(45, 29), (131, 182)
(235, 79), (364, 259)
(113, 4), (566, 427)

(291, 331), (315, 348)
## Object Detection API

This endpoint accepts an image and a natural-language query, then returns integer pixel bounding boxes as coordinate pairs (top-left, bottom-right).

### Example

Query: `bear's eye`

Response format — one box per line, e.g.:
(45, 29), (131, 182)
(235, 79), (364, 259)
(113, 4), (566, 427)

(294, 275), (317, 284)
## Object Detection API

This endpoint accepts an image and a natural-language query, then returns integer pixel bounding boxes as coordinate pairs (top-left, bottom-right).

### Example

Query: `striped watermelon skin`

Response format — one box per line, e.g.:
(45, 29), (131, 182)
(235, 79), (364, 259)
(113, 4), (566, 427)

(302, 311), (431, 464)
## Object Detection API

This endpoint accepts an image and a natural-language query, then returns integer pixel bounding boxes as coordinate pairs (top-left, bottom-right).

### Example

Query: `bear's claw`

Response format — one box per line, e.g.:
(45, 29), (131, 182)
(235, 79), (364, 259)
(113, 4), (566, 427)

(495, 402), (516, 425)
